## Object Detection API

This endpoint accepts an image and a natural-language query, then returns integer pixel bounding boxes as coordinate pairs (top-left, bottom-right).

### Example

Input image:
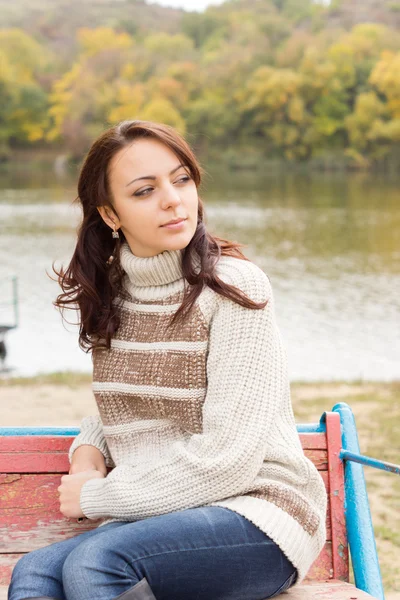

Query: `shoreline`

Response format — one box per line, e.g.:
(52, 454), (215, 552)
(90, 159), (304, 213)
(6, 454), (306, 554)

(0, 374), (398, 428)
(1, 370), (399, 386)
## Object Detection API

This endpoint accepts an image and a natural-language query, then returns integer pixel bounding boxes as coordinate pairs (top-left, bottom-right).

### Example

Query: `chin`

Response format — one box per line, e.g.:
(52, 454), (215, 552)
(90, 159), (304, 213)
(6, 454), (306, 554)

(163, 231), (195, 252)
(165, 239), (191, 252)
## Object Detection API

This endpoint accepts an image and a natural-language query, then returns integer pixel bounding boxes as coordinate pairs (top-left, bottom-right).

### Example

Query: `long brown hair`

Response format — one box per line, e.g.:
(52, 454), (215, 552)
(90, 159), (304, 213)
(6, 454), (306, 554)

(53, 120), (267, 352)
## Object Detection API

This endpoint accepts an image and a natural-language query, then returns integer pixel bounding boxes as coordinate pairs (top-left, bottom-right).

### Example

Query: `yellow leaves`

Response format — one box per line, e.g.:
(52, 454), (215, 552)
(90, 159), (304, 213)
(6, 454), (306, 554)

(22, 122), (46, 142)
(328, 42), (356, 89)
(115, 83), (145, 108)
(47, 65), (82, 141)
(108, 80), (186, 131)
(239, 65), (301, 115)
(140, 98), (186, 135)
(77, 27), (134, 57)
(327, 24), (395, 91)
(348, 24), (388, 56)
(370, 51), (400, 119)
(0, 49), (13, 84)
(288, 96), (305, 123)
(368, 118), (400, 143)
(345, 92), (389, 154)
(0, 29), (50, 83)
(166, 61), (200, 95)
(121, 63), (136, 81)
(108, 83), (145, 123)
(146, 76), (187, 108)
(47, 27), (139, 142)
(143, 32), (194, 60)
(299, 47), (336, 95)
(0, 32), (49, 144)
(2, 16), (400, 163)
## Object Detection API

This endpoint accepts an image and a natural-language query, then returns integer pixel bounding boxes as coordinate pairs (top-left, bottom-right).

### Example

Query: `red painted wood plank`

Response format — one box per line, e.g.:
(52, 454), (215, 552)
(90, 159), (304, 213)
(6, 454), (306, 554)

(0, 437), (73, 453)
(1, 450), (327, 473)
(0, 434), (335, 585)
(0, 472), (332, 554)
(319, 469), (329, 490)
(305, 541), (333, 581)
(303, 449), (328, 471)
(0, 437), (73, 473)
(0, 475), (100, 552)
(0, 453), (69, 473)
(0, 434), (327, 452)
(0, 580), (378, 600)
(0, 554), (24, 585)
(300, 433), (327, 451)
(286, 580), (378, 600)
(325, 412), (349, 582)
(0, 437), (328, 475)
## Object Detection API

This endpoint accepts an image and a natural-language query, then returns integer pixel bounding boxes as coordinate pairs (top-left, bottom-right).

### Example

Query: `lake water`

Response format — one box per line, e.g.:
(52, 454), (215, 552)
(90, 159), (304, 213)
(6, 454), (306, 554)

(0, 163), (399, 381)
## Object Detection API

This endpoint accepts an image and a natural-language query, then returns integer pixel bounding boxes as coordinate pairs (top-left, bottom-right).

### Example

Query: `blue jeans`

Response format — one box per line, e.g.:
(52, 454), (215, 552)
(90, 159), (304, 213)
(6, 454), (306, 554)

(8, 506), (297, 600)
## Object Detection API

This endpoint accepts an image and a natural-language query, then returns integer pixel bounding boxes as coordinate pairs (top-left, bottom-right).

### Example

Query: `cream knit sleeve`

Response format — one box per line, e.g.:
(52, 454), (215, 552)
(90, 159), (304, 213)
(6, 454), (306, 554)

(79, 261), (289, 521)
(68, 415), (115, 468)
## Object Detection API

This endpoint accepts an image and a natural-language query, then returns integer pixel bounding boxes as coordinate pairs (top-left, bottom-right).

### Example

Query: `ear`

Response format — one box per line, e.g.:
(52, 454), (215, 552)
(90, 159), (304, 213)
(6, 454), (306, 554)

(97, 206), (120, 230)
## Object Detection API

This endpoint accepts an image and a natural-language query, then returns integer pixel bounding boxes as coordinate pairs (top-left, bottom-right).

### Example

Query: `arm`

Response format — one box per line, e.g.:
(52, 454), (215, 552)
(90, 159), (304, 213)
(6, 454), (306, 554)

(68, 415), (115, 469)
(79, 265), (288, 521)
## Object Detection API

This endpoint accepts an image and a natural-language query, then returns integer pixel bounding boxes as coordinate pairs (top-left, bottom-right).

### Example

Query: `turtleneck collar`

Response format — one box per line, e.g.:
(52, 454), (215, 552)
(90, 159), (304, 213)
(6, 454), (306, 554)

(120, 241), (184, 287)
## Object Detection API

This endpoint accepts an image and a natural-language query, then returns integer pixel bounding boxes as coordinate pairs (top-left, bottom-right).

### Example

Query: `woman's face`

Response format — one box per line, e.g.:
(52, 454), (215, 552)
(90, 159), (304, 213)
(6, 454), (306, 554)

(99, 137), (199, 257)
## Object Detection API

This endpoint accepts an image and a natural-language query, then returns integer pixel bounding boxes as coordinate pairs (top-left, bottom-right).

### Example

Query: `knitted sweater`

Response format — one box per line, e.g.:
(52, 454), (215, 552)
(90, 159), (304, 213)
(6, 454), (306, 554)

(68, 241), (327, 583)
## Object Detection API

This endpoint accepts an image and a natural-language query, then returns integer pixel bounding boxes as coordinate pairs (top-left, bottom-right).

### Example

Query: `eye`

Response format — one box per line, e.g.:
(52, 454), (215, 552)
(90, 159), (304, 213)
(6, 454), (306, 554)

(134, 187), (153, 197)
(133, 175), (191, 197)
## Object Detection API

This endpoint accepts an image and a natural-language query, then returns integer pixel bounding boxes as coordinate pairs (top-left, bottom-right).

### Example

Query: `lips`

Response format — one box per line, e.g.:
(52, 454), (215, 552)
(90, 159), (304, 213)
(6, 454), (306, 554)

(161, 218), (187, 227)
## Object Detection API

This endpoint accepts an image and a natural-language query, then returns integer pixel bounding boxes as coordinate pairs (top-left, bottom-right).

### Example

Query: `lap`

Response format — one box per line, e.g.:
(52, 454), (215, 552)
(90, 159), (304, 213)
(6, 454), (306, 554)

(64, 506), (297, 600)
(10, 507), (297, 600)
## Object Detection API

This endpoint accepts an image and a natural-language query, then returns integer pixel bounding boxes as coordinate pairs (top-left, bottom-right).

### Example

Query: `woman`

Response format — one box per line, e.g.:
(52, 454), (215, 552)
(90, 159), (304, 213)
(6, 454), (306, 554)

(8, 120), (327, 600)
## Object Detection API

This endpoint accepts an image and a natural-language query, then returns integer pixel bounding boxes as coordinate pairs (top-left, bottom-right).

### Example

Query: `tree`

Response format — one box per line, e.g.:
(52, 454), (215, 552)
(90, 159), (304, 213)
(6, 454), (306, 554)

(0, 30), (50, 147)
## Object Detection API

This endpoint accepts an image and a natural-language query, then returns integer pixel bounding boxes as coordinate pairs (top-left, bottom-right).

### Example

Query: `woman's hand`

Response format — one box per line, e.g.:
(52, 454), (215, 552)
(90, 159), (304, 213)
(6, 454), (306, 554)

(69, 444), (107, 476)
(58, 470), (105, 518)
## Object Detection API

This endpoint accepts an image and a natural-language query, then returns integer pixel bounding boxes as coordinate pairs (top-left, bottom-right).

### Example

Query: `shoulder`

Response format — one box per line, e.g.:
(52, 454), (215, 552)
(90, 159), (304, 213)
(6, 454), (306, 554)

(215, 255), (272, 304)
(197, 255), (274, 324)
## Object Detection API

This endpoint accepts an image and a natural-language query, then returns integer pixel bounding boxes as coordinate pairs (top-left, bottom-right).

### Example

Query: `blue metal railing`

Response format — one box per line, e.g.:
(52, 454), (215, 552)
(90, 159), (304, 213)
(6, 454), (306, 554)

(333, 402), (386, 600)
(0, 423), (327, 436)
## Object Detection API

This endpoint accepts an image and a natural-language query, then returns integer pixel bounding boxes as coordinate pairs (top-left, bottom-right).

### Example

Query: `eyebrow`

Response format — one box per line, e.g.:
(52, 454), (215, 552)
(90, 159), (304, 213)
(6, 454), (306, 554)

(125, 164), (186, 187)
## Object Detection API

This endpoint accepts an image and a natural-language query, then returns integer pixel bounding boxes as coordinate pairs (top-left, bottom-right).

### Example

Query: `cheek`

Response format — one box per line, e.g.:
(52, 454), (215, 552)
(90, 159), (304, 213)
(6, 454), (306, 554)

(120, 201), (149, 228)
(188, 189), (199, 215)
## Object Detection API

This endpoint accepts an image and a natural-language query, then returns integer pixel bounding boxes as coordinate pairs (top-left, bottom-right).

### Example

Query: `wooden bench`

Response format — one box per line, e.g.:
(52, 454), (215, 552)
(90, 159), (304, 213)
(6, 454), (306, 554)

(0, 402), (386, 600)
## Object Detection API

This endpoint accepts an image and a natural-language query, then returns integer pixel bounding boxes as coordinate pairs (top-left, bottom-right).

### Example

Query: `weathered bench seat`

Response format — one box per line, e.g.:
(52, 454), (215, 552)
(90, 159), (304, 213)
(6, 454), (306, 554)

(0, 404), (384, 600)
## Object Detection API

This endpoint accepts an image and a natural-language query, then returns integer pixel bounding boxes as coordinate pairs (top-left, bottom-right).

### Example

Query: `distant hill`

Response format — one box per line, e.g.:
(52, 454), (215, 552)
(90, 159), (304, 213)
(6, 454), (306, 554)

(1, 0), (399, 51)
(0, 0), (184, 58)
(324, 0), (400, 30)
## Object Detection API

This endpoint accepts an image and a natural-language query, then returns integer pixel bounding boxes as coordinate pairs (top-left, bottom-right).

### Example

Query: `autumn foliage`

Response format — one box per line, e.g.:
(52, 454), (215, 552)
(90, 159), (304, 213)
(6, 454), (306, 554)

(1, 0), (400, 168)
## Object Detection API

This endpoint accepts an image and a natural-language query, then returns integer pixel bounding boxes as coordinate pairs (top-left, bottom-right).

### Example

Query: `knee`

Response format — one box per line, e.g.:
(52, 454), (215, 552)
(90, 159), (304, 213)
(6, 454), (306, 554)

(62, 537), (115, 583)
(9, 549), (45, 589)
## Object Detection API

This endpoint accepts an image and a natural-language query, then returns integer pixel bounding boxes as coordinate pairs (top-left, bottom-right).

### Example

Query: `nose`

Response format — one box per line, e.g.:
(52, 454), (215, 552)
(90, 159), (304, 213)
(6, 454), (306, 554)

(161, 181), (181, 210)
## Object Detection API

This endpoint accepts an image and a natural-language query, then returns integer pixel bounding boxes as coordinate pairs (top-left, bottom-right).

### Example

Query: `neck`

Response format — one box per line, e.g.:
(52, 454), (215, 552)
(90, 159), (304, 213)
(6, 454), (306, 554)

(120, 241), (184, 287)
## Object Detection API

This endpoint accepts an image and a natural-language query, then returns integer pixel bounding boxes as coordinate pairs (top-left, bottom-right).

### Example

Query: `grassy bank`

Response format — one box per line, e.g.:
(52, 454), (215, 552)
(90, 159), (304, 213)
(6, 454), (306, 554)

(0, 375), (399, 593)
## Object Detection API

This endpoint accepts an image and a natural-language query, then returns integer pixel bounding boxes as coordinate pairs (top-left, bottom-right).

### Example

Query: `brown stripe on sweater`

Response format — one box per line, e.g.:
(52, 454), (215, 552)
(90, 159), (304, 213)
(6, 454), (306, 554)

(95, 391), (205, 434)
(114, 303), (208, 344)
(123, 290), (185, 306)
(244, 483), (320, 536)
(93, 346), (207, 390)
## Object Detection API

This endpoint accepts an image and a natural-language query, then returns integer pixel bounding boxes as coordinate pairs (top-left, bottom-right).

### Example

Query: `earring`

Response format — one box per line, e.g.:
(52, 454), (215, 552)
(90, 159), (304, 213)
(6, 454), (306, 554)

(112, 228), (119, 239)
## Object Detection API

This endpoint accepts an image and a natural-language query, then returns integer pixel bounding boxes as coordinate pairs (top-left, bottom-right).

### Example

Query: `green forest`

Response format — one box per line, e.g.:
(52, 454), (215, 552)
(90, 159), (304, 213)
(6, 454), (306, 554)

(1, 0), (400, 169)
